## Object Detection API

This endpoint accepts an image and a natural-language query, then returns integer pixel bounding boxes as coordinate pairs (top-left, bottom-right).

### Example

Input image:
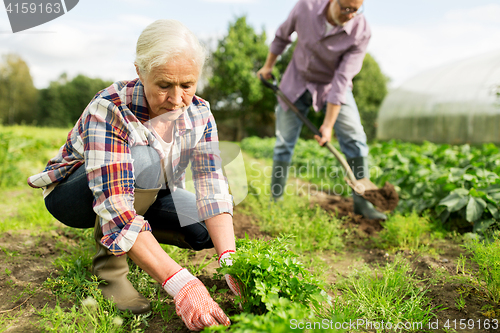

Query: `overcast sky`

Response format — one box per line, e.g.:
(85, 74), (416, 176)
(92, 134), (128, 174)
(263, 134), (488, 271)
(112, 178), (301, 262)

(1, 0), (499, 89)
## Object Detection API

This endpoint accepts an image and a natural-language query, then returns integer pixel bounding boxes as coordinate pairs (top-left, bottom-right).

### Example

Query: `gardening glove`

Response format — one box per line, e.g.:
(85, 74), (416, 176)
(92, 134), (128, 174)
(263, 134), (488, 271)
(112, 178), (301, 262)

(218, 250), (242, 297)
(163, 268), (230, 331)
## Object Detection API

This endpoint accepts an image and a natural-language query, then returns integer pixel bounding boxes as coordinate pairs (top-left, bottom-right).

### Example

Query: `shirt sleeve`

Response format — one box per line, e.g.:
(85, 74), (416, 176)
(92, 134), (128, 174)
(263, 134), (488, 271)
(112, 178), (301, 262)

(269, 0), (301, 56)
(81, 98), (151, 256)
(190, 111), (233, 220)
(327, 34), (370, 106)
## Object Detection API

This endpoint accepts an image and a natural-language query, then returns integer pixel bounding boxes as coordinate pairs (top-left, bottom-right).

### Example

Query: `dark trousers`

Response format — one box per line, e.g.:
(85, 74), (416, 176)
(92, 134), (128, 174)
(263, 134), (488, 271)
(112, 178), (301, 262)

(44, 145), (213, 250)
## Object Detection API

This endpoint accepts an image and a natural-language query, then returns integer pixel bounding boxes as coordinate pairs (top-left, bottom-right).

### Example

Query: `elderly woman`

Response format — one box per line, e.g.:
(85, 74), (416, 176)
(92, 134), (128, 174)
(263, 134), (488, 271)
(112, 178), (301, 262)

(27, 19), (240, 331)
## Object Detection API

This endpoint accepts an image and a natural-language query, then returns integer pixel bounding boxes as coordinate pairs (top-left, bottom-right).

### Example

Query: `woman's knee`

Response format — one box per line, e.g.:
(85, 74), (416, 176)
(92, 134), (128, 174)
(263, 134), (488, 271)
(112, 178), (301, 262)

(184, 223), (213, 251)
(130, 145), (162, 189)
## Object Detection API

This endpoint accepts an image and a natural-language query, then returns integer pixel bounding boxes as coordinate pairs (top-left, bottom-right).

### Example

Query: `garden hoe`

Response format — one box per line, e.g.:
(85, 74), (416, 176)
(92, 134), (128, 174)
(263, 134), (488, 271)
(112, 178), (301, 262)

(260, 74), (399, 212)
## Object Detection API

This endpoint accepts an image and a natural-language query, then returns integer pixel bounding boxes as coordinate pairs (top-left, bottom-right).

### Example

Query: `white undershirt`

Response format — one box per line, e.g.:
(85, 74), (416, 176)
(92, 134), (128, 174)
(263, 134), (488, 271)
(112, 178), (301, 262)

(325, 21), (335, 35)
(146, 108), (185, 182)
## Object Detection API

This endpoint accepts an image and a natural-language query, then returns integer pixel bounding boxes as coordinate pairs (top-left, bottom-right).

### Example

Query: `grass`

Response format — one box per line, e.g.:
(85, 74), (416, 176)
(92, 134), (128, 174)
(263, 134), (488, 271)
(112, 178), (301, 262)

(240, 156), (344, 253)
(331, 255), (439, 332)
(374, 211), (445, 252)
(462, 236), (500, 303)
(0, 125), (69, 188)
(3, 127), (500, 332)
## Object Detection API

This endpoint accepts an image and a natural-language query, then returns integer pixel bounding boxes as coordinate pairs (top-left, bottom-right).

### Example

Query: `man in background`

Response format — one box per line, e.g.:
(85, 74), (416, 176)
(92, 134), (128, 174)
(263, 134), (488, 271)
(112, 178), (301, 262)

(257, 0), (386, 220)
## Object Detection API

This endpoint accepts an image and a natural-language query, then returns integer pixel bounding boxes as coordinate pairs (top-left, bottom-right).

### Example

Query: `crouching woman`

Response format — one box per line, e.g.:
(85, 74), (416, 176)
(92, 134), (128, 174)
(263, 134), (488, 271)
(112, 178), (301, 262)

(28, 19), (240, 331)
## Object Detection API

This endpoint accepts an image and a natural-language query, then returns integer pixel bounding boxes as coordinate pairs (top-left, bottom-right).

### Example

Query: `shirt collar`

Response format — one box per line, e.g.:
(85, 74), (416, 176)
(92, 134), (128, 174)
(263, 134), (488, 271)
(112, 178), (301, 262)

(128, 78), (150, 124)
(318, 0), (357, 36)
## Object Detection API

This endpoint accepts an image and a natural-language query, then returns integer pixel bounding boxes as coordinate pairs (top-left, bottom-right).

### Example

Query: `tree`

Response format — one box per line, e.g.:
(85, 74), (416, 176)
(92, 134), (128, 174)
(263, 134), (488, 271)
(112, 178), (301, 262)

(0, 54), (38, 125)
(352, 53), (388, 141)
(201, 16), (277, 141)
(37, 74), (113, 127)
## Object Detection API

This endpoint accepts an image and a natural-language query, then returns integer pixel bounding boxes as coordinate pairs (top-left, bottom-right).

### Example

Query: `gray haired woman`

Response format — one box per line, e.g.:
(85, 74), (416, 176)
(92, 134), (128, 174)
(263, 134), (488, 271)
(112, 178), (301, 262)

(28, 19), (240, 331)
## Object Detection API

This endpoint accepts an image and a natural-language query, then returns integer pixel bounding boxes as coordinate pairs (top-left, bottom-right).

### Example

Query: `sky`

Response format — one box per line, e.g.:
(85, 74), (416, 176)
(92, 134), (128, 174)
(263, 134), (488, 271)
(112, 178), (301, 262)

(1, 0), (500, 89)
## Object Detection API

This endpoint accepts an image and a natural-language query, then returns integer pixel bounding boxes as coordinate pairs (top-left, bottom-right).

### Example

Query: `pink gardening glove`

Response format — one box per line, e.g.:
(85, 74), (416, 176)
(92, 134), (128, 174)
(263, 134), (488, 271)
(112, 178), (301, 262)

(163, 268), (230, 331)
(218, 250), (242, 297)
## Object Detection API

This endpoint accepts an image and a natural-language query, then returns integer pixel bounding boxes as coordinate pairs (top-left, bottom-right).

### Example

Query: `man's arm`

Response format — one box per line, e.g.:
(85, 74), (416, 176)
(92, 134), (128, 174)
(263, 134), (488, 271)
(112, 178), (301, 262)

(256, 52), (279, 80)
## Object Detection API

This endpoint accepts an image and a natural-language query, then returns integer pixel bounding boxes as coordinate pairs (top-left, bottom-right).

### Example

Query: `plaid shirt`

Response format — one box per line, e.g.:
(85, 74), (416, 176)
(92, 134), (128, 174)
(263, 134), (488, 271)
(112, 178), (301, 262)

(28, 79), (233, 256)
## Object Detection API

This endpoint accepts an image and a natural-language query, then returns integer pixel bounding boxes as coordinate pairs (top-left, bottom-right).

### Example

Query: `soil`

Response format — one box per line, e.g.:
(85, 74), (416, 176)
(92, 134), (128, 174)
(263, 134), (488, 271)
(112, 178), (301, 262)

(1, 190), (499, 332)
(362, 182), (400, 213)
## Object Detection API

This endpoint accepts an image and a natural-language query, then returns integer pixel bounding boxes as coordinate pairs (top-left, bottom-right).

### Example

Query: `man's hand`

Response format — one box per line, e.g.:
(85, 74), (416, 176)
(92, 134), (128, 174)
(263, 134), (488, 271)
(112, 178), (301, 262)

(257, 52), (279, 80)
(315, 124), (333, 146)
(256, 66), (273, 81)
(163, 268), (230, 331)
(315, 102), (341, 146)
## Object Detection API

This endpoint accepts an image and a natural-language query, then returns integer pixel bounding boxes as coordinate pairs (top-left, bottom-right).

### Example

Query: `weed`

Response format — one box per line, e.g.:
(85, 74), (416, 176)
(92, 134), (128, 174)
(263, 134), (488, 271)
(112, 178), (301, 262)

(426, 265), (451, 286)
(375, 212), (442, 252)
(36, 295), (147, 333)
(334, 255), (439, 331)
(0, 309), (24, 333)
(10, 283), (36, 303)
(454, 294), (466, 311)
(480, 304), (500, 318)
(207, 285), (230, 305)
(463, 236), (500, 303)
(0, 247), (19, 257)
(187, 253), (214, 276)
(151, 298), (176, 329)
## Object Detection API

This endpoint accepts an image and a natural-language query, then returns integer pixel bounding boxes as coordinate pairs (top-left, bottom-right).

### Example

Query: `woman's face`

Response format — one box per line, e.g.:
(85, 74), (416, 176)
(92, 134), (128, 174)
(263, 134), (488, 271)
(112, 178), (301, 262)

(137, 57), (200, 118)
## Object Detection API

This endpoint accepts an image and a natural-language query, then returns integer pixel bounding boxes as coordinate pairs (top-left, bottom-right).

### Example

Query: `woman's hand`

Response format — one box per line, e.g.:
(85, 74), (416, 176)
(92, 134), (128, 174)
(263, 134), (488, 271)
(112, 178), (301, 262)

(219, 250), (242, 297)
(163, 268), (230, 331)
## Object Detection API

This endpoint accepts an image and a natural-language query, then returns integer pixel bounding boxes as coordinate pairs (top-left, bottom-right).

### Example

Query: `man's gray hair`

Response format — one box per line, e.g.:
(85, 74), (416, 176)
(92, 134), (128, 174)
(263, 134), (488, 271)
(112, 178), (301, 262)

(135, 19), (207, 75)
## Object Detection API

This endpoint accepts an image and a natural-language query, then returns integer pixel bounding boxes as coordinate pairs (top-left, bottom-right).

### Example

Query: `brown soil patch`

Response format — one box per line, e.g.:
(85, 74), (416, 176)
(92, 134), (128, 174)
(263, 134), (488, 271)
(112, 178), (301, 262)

(308, 187), (384, 236)
(363, 181), (400, 212)
(0, 230), (72, 333)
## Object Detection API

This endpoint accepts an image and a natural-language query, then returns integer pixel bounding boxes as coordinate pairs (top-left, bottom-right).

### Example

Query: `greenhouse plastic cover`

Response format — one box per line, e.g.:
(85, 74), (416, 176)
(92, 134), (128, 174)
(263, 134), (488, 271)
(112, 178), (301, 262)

(377, 50), (500, 144)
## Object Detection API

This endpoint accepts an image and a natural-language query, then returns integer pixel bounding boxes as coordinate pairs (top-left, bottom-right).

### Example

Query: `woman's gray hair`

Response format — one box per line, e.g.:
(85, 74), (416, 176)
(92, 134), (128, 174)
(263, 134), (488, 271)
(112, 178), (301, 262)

(135, 19), (207, 75)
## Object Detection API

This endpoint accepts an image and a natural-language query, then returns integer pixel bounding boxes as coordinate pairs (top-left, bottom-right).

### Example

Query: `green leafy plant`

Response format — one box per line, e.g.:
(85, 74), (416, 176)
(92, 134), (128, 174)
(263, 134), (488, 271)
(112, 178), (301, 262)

(216, 235), (328, 315)
(203, 297), (339, 333)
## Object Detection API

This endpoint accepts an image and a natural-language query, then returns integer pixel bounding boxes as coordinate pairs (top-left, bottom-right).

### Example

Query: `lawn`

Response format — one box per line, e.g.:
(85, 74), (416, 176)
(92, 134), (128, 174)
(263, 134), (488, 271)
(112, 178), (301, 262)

(0, 125), (499, 332)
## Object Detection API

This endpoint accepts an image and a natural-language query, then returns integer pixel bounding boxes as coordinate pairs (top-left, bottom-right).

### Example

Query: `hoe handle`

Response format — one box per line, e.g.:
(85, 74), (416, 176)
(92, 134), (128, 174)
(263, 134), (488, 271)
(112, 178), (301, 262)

(259, 74), (358, 184)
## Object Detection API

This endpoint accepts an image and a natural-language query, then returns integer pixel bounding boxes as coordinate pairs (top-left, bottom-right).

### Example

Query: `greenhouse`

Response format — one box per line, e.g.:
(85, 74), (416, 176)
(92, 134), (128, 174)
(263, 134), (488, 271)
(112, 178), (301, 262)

(377, 50), (500, 144)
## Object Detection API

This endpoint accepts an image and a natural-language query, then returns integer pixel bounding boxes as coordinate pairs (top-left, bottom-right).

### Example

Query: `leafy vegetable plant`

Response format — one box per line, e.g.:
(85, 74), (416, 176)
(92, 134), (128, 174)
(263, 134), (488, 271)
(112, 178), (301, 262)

(241, 137), (500, 233)
(216, 235), (328, 315)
